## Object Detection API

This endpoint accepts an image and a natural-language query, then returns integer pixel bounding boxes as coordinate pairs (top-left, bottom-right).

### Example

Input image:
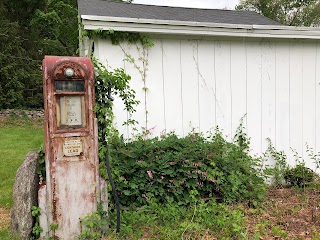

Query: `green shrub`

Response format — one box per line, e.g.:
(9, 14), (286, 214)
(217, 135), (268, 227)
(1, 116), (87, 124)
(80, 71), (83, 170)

(284, 163), (316, 187)
(108, 130), (266, 207)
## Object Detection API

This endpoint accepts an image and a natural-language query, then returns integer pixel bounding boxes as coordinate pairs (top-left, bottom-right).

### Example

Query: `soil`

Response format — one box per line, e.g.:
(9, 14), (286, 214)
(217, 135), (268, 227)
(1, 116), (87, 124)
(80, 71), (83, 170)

(245, 187), (320, 239)
(0, 208), (10, 230)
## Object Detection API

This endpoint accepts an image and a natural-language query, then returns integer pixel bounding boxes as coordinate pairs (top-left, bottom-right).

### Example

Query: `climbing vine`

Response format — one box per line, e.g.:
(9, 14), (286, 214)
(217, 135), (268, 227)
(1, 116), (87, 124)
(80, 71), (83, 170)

(85, 29), (154, 133)
(120, 41), (151, 132)
(85, 29), (152, 46)
(93, 58), (139, 137)
(93, 58), (140, 172)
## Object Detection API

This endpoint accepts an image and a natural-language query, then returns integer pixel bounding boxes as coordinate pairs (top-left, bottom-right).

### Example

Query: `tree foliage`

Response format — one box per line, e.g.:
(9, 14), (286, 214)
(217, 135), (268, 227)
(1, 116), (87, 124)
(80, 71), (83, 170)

(0, 0), (134, 108)
(30, 0), (79, 56)
(3, 0), (47, 27)
(0, 0), (78, 108)
(236, 0), (320, 26)
(0, 2), (42, 108)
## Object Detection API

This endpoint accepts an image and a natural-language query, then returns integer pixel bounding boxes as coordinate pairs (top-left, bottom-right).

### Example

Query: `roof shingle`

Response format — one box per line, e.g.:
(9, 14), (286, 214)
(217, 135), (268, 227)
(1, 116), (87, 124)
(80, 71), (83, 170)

(78, 0), (282, 26)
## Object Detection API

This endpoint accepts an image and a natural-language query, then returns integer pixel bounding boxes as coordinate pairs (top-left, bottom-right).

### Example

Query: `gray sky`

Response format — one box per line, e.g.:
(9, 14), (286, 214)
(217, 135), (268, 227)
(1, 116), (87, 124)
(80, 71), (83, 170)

(133, 0), (240, 10)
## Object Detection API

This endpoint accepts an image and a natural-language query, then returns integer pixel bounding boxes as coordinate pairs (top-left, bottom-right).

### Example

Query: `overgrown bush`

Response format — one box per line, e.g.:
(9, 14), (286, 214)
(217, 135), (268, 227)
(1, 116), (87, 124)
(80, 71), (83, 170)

(108, 130), (266, 207)
(284, 163), (316, 187)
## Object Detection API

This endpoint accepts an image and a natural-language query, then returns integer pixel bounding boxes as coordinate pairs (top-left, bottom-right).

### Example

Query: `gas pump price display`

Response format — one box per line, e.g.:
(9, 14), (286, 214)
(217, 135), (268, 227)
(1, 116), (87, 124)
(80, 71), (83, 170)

(55, 79), (86, 129)
(60, 96), (82, 126)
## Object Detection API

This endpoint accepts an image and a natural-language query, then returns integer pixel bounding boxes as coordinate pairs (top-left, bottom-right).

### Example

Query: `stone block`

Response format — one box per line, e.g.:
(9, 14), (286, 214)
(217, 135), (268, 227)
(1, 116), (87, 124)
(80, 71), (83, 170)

(11, 151), (39, 240)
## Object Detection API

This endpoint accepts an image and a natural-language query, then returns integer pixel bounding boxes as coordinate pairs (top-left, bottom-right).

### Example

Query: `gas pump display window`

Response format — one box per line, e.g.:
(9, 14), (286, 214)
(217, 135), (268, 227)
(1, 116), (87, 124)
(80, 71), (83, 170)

(56, 95), (86, 129)
(55, 80), (86, 129)
(55, 80), (84, 92)
(57, 95), (85, 129)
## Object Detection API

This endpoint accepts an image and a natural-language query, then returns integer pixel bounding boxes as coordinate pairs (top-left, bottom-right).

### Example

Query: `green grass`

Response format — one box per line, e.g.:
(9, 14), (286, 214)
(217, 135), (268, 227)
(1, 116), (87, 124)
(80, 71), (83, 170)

(0, 117), (44, 209)
(0, 228), (20, 240)
(0, 117), (43, 239)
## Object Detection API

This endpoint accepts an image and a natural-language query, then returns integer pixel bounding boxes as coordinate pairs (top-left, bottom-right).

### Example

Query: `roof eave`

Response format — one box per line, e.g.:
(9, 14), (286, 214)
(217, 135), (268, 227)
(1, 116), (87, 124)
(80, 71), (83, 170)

(81, 15), (320, 40)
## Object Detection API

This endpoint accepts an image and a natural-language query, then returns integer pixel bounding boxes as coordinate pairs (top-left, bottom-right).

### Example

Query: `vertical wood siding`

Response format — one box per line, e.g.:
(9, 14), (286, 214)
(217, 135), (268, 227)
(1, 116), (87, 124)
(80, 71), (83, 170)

(95, 37), (320, 169)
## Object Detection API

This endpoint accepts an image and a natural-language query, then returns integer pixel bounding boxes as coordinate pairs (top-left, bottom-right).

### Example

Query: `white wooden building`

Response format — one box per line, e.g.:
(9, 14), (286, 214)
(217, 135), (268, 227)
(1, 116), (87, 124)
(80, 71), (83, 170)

(78, 0), (320, 168)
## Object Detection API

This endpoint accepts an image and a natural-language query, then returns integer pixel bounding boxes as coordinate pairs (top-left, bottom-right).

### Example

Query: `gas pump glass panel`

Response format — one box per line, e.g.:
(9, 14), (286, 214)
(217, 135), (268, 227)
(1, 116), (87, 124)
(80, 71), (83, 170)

(55, 79), (87, 129)
(55, 80), (84, 92)
(57, 95), (86, 129)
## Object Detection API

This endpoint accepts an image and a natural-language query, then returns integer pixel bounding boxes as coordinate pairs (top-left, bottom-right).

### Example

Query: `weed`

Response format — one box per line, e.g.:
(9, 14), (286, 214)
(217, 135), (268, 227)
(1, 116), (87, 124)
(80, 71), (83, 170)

(284, 163), (316, 187)
(80, 213), (106, 240)
(306, 143), (320, 173)
(79, 202), (109, 240)
(30, 206), (42, 240)
(37, 148), (46, 183)
(263, 138), (289, 186)
(108, 199), (247, 239)
(271, 226), (288, 238)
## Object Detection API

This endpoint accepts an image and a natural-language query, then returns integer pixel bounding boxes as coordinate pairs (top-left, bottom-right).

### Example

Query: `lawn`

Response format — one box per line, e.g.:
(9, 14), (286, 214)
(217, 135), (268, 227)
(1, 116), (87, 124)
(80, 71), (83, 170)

(0, 117), (44, 239)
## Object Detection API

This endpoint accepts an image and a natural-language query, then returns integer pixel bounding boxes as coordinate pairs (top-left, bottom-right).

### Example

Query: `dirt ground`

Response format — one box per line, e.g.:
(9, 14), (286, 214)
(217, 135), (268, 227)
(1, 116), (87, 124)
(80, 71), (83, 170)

(0, 208), (10, 229)
(245, 187), (320, 239)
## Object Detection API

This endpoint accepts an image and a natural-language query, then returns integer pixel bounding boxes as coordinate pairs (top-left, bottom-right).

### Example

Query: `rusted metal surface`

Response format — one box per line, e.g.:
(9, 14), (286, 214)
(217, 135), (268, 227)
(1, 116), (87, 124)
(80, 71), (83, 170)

(42, 56), (99, 239)
(38, 185), (51, 239)
(99, 177), (108, 213)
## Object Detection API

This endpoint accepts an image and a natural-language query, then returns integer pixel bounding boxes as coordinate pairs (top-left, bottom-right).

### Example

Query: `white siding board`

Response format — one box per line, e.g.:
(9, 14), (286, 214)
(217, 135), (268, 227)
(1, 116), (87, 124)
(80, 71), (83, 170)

(180, 40), (200, 134)
(275, 42), (290, 156)
(121, 42), (146, 137)
(316, 43), (320, 171)
(97, 35), (320, 169)
(95, 39), (129, 138)
(230, 41), (247, 140)
(197, 40), (216, 133)
(261, 41), (276, 153)
(145, 39), (166, 137)
(98, 39), (124, 69)
(162, 39), (184, 135)
(215, 41), (232, 140)
(246, 41), (262, 155)
(302, 43), (317, 169)
(289, 42), (304, 165)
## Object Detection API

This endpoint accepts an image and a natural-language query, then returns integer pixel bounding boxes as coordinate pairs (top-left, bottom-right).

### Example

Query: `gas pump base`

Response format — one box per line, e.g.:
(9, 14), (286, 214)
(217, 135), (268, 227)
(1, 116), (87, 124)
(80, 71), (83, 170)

(38, 177), (108, 238)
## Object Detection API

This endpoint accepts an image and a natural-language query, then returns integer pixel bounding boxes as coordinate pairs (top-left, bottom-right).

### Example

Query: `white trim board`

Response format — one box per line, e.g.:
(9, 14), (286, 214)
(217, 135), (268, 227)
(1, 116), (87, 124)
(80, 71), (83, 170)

(81, 15), (320, 40)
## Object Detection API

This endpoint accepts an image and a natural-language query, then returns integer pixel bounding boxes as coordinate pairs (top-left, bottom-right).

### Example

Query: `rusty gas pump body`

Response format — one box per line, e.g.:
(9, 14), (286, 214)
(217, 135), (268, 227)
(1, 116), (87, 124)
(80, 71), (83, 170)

(41, 56), (102, 238)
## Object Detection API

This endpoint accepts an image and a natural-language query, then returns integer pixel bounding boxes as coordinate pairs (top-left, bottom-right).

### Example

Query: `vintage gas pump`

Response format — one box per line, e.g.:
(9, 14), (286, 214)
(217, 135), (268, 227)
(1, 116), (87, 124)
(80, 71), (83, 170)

(40, 56), (105, 238)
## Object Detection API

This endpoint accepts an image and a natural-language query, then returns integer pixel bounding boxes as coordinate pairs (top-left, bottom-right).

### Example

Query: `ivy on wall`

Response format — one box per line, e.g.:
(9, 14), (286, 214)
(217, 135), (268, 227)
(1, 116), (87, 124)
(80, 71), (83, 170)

(84, 29), (154, 133)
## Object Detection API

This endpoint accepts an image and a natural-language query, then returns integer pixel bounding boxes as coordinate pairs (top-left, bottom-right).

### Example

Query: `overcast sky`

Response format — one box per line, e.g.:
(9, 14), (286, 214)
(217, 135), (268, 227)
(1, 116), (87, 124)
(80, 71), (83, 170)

(133, 0), (240, 10)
